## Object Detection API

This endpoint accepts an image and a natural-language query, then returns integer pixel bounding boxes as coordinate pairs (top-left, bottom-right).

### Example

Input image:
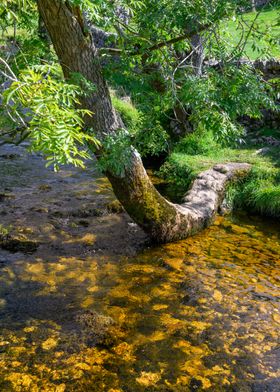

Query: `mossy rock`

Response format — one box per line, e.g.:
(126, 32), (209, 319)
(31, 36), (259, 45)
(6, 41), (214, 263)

(0, 235), (38, 253)
(75, 310), (119, 348)
(71, 208), (105, 218)
(106, 200), (124, 214)
(38, 184), (52, 192)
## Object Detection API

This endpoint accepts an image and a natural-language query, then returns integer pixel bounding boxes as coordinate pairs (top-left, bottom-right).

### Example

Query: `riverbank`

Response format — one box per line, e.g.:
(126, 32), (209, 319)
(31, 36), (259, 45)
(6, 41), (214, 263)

(157, 127), (280, 219)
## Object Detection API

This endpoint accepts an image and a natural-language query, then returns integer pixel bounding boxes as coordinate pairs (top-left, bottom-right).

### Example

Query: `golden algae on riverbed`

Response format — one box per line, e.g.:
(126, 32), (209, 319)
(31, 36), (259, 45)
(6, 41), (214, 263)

(0, 213), (280, 391)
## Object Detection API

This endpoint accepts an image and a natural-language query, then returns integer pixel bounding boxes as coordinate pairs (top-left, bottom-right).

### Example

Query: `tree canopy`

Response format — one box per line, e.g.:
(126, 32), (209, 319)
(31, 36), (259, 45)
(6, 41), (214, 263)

(0, 0), (278, 169)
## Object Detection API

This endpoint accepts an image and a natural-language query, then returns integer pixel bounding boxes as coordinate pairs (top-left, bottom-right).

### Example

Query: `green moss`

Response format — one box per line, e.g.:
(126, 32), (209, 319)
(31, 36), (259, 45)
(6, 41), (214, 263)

(111, 93), (141, 131)
(115, 172), (177, 239)
(0, 224), (12, 238)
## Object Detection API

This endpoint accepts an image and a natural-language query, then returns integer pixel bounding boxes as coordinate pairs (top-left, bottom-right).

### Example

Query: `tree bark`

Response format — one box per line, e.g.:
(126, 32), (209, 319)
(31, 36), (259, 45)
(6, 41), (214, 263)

(190, 34), (204, 76)
(37, 0), (251, 243)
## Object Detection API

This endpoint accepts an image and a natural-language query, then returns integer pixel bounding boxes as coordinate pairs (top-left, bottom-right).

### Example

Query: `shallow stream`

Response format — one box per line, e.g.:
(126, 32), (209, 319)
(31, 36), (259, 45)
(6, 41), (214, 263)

(0, 145), (279, 391)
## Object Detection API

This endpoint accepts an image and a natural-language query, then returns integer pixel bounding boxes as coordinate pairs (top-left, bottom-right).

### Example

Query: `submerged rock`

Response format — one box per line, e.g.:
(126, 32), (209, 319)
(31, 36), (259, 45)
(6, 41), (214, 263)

(0, 153), (20, 160)
(70, 207), (105, 218)
(38, 184), (52, 192)
(0, 233), (38, 254)
(0, 193), (15, 202)
(75, 310), (118, 348)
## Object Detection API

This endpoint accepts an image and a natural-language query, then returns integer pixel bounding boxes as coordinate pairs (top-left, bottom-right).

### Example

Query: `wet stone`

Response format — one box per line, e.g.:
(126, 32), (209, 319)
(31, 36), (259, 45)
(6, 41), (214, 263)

(0, 153), (20, 160)
(75, 310), (118, 348)
(38, 184), (52, 192)
(189, 377), (203, 390)
(30, 206), (49, 213)
(0, 235), (38, 254)
(0, 192), (15, 202)
(106, 199), (124, 214)
(77, 219), (90, 227)
(70, 207), (105, 218)
(49, 210), (65, 218)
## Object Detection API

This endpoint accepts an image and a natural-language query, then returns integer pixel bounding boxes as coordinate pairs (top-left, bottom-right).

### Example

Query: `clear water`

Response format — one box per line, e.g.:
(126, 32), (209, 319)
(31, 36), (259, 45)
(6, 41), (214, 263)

(0, 145), (279, 391)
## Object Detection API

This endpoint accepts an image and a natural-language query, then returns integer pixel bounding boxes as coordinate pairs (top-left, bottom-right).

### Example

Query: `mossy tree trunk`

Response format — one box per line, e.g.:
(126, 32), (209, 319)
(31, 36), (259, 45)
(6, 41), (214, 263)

(37, 0), (250, 243)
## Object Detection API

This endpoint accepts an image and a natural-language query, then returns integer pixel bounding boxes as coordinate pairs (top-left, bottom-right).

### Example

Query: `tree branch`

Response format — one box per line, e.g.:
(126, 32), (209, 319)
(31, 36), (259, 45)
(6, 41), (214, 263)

(140, 24), (210, 54)
(99, 23), (211, 57)
(0, 56), (17, 80)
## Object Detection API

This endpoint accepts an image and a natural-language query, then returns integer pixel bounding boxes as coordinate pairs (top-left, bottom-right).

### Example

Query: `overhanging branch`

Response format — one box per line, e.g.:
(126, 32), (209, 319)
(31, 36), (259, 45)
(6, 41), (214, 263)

(99, 23), (211, 57)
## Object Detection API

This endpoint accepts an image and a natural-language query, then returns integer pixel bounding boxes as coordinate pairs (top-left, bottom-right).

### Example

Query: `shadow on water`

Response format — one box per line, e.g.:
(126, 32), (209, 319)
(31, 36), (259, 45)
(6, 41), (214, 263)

(0, 144), (280, 391)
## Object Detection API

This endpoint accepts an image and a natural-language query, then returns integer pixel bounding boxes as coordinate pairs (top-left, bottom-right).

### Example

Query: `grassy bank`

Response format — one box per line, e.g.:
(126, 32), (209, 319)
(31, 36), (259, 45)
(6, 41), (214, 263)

(223, 5), (280, 59)
(158, 131), (280, 218)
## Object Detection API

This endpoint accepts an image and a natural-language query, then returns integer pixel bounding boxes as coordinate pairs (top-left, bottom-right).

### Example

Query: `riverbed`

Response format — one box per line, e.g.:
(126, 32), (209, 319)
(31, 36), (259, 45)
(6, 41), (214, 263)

(0, 144), (279, 391)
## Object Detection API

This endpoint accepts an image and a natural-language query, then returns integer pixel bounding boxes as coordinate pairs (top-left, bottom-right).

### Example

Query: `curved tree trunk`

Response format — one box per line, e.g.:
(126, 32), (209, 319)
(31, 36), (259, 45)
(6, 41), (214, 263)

(37, 0), (250, 243)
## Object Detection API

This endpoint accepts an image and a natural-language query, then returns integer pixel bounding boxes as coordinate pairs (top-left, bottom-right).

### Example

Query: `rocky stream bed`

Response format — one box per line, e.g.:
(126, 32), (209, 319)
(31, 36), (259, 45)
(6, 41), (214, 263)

(0, 144), (279, 391)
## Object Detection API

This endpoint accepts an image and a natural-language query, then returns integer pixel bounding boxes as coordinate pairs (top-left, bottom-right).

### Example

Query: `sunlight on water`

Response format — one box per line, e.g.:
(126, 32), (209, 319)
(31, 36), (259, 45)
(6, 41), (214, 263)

(0, 214), (279, 391)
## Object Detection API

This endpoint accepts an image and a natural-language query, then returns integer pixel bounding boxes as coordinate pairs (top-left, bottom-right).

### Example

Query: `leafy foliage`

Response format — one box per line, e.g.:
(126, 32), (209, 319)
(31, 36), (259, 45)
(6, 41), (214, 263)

(9, 35), (55, 71)
(175, 130), (218, 155)
(97, 130), (133, 177)
(0, 0), (37, 33)
(221, 5), (280, 59)
(107, 66), (171, 156)
(178, 65), (277, 144)
(134, 118), (170, 157)
(1, 64), (100, 170)
(0, 0), (278, 182)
